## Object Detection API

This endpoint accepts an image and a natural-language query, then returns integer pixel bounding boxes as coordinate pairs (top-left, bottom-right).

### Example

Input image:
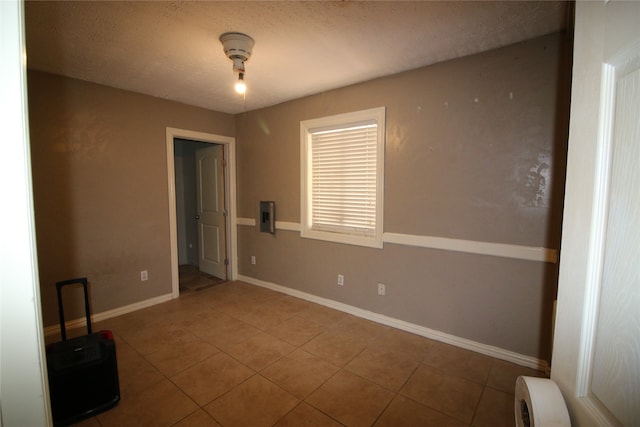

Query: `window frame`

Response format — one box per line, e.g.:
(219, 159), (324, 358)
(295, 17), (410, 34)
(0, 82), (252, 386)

(300, 107), (385, 248)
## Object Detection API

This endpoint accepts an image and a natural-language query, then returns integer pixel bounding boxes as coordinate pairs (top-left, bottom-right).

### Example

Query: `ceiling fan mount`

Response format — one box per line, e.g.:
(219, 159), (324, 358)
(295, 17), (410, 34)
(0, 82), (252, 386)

(219, 32), (254, 72)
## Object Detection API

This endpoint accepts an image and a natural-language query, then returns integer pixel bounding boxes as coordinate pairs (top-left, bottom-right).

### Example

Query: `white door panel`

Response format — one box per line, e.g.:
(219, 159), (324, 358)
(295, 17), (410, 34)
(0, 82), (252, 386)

(552, 2), (640, 426)
(589, 58), (639, 426)
(196, 145), (227, 278)
(200, 223), (221, 263)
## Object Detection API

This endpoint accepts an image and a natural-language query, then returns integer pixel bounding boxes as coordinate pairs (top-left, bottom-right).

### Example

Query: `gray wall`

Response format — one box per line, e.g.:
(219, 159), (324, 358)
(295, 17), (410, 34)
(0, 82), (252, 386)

(28, 71), (235, 326)
(235, 33), (571, 361)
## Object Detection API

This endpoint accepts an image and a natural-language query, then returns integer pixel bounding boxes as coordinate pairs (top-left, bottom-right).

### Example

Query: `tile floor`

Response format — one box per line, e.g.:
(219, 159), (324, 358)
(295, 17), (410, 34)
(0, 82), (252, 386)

(54, 281), (545, 426)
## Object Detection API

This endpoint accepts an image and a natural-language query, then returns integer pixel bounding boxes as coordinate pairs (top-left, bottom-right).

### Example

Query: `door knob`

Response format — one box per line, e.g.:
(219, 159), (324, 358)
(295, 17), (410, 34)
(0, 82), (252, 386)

(195, 215), (200, 220)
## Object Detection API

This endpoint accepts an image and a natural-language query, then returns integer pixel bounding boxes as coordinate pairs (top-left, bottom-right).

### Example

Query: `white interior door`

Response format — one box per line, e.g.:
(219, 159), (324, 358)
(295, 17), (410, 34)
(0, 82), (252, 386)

(196, 145), (227, 279)
(552, 2), (640, 426)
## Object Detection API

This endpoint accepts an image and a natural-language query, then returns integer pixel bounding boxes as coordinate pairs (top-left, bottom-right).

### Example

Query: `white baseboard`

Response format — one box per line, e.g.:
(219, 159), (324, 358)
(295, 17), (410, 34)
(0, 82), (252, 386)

(237, 274), (549, 371)
(42, 278), (549, 371)
(43, 293), (174, 337)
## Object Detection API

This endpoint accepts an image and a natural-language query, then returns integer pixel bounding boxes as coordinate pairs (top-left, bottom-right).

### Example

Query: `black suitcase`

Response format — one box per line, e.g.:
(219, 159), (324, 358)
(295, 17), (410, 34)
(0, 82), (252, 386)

(46, 278), (120, 426)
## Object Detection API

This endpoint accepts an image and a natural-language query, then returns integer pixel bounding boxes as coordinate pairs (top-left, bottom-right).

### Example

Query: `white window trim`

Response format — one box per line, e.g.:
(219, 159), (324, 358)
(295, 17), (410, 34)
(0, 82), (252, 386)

(300, 107), (385, 248)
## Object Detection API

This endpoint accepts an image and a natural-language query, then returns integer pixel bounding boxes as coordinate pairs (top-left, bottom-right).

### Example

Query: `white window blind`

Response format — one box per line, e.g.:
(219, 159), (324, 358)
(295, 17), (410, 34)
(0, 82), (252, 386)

(301, 107), (385, 248)
(310, 123), (377, 236)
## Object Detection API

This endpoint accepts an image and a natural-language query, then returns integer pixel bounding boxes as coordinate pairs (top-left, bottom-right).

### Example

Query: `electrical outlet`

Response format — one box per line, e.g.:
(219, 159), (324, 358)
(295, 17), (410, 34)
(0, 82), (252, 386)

(251, 255), (256, 265)
(378, 283), (386, 296)
(140, 270), (148, 282)
(337, 274), (344, 286)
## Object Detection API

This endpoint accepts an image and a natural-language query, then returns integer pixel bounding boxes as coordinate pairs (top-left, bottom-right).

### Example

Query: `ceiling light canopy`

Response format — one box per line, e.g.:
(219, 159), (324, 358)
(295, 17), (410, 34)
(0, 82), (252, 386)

(219, 32), (254, 95)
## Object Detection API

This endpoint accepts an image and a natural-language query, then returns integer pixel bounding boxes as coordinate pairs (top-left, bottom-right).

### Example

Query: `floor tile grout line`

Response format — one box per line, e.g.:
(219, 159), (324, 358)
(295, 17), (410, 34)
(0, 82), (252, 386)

(168, 405), (203, 427)
(297, 397), (347, 427)
(470, 384), (489, 426)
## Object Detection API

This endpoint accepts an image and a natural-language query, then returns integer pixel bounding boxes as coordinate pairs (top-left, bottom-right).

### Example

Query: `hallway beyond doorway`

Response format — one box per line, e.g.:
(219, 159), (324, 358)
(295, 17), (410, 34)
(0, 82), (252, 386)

(179, 264), (227, 293)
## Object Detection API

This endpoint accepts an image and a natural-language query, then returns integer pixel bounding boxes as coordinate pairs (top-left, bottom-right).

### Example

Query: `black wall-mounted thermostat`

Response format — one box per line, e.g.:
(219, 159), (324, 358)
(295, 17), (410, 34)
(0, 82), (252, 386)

(259, 201), (275, 233)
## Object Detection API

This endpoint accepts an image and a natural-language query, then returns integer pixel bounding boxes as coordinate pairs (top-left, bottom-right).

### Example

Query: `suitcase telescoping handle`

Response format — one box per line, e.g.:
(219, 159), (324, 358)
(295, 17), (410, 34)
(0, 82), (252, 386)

(56, 277), (92, 341)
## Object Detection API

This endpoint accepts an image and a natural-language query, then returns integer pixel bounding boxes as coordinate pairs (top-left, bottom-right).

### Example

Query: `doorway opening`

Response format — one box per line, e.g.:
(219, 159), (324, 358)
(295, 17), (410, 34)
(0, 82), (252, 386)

(175, 140), (226, 293)
(166, 128), (237, 298)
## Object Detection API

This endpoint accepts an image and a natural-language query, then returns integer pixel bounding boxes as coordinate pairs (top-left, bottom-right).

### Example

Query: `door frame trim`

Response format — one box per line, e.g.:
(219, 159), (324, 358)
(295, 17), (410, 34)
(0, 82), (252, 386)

(166, 127), (237, 298)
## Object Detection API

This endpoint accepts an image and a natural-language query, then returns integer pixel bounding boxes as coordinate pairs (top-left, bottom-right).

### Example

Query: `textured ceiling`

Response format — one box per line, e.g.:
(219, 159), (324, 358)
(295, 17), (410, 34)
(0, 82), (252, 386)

(25, 1), (568, 114)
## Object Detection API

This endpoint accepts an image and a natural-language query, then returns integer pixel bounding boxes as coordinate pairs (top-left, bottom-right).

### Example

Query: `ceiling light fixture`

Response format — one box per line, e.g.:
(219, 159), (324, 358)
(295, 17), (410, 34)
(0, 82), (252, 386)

(219, 32), (254, 95)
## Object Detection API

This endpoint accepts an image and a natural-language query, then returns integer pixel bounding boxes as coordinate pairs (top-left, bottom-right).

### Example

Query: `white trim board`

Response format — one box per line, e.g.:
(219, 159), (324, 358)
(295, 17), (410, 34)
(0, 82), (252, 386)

(236, 217), (256, 227)
(384, 232), (557, 263)
(236, 217), (558, 264)
(235, 218), (300, 231)
(237, 274), (549, 371)
(43, 293), (173, 337)
(275, 221), (301, 232)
